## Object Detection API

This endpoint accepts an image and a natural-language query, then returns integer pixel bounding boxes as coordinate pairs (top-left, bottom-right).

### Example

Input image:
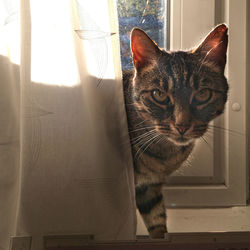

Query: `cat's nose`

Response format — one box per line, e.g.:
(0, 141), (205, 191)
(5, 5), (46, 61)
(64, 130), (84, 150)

(175, 124), (189, 135)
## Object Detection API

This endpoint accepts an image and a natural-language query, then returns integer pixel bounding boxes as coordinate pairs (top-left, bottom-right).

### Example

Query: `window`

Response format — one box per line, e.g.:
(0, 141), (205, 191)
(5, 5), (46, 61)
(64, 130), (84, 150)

(117, 0), (169, 70)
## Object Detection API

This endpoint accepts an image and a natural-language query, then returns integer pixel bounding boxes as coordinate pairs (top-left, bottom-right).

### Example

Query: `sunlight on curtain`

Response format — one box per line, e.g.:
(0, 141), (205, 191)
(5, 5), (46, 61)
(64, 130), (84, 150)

(29, 0), (116, 87)
(0, 0), (20, 64)
(0, 0), (136, 249)
(76, 0), (116, 81)
(30, 0), (79, 86)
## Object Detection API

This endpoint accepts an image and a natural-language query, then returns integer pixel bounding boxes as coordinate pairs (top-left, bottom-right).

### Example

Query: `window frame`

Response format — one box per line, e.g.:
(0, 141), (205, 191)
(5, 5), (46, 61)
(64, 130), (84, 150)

(163, 0), (248, 207)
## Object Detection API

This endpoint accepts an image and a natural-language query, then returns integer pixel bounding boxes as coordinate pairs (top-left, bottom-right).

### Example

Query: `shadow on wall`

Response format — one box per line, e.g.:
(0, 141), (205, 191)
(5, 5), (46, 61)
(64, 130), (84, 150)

(0, 54), (20, 250)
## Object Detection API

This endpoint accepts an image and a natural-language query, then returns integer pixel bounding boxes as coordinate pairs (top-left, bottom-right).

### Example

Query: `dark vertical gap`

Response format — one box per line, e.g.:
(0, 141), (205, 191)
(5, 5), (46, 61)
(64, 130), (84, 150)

(215, 0), (224, 25)
(15, 0), (32, 237)
(246, 0), (250, 204)
(213, 0), (226, 185)
(165, 0), (170, 50)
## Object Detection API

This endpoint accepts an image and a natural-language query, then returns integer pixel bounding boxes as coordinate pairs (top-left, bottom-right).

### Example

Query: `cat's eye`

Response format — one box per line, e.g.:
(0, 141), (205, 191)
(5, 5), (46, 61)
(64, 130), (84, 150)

(151, 89), (168, 104)
(193, 89), (212, 105)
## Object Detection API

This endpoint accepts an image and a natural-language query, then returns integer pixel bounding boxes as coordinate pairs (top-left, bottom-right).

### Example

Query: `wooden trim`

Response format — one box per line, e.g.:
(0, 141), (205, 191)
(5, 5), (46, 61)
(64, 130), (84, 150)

(43, 232), (250, 250)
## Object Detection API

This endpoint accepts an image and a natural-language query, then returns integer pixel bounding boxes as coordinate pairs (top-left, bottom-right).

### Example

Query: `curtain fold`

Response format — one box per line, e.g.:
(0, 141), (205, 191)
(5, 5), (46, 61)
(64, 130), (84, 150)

(0, 0), (136, 249)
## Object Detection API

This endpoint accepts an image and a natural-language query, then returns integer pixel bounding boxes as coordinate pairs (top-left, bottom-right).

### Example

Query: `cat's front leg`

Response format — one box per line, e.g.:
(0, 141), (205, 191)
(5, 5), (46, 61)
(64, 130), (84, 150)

(136, 183), (167, 238)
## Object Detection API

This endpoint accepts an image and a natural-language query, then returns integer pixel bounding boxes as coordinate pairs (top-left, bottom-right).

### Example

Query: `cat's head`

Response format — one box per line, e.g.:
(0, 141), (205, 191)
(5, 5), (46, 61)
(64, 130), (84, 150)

(130, 24), (228, 146)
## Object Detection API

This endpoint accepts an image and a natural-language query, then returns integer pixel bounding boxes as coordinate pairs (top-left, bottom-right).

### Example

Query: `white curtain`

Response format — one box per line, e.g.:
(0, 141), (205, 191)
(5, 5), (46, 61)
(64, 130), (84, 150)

(0, 0), (136, 249)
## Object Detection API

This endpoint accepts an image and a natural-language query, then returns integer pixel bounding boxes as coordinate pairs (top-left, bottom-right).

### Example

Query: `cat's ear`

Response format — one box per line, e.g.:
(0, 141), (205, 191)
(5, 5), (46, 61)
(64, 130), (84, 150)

(131, 28), (161, 70)
(194, 24), (228, 72)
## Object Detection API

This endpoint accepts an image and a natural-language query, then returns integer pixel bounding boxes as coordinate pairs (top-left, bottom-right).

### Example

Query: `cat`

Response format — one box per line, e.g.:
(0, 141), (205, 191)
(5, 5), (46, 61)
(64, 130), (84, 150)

(123, 24), (228, 238)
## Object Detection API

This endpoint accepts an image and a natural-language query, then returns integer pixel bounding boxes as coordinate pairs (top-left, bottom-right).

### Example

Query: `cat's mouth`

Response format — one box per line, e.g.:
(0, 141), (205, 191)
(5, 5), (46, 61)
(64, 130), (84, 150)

(169, 128), (207, 146)
(157, 124), (207, 145)
(168, 136), (194, 146)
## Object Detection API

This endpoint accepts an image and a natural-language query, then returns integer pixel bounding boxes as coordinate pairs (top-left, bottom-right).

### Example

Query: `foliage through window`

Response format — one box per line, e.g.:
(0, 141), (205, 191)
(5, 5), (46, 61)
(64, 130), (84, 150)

(117, 0), (168, 70)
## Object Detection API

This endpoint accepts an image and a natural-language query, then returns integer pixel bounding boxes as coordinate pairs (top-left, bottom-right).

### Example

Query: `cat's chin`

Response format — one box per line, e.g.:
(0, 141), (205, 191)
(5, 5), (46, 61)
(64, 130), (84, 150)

(167, 137), (194, 146)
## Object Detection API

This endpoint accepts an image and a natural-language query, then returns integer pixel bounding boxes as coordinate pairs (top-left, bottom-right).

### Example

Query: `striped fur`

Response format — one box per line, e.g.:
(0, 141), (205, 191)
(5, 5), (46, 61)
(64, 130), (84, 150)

(123, 24), (228, 238)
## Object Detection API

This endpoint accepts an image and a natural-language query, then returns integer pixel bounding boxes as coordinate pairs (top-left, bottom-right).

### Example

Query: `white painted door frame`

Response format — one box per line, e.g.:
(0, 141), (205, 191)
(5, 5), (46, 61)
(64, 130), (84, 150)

(163, 0), (248, 207)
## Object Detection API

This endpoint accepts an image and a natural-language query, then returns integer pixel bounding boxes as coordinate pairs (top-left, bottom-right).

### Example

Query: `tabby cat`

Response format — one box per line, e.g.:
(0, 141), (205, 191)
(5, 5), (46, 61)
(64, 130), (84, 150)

(123, 24), (228, 238)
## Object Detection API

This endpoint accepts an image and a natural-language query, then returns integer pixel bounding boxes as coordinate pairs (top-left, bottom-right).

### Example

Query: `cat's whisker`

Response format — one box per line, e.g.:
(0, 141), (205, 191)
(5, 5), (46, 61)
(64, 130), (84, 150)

(134, 132), (160, 158)
(184, 151), (196, 168)
(128, 126), (156, 134)
(200, 136), (213, 152)
(136, 133), (162, 160)
(198, 132), (242, 161)
(179, 156), (192, 171)
(203, 130), (213, 139)
(131, 130), (158, 146)
(125, 102), (138, 106)
(119, 138), (134, 147)
(135, 119), (149, 127)
(130, 129), (156, 142)
(185, 158), (192, 167)
(119, 128), (156, 147)
(120, 131), (158, 153)
(133, 134), (160, 150)
(207, 125), (244, 136)
(154, 135), (168, 148)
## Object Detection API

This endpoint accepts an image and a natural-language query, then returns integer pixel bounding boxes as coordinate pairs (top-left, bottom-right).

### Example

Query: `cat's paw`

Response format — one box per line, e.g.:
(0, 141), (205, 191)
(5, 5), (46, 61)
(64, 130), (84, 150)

(149, 226), (167, 239)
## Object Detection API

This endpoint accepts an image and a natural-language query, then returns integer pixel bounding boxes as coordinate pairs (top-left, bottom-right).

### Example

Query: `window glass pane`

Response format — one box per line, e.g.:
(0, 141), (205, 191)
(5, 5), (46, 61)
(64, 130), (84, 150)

(117, 0), (168, 70)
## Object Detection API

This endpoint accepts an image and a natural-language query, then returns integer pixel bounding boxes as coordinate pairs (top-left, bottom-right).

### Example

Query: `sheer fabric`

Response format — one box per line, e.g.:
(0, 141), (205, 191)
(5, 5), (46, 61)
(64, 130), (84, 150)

(0, 0), (136, 249)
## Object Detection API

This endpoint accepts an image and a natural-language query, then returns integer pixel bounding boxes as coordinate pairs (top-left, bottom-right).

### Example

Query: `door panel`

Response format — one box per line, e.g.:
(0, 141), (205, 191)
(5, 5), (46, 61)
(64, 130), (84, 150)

(164, 0), (247, 207)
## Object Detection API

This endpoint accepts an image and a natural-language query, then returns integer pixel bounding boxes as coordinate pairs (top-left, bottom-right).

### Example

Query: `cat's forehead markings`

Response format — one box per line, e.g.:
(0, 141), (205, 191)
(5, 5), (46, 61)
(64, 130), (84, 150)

(183, 69), (189, 87)
(160, 78), (167, 90)
(140, 64), (157, 79)
(152, 78), (161, 86)
(169, 56), (187, 87)
(196, 59), (221, 74)
(189, 75), (197, 89)
(167, 76), (173, 90)
(170, 63), (180, 80)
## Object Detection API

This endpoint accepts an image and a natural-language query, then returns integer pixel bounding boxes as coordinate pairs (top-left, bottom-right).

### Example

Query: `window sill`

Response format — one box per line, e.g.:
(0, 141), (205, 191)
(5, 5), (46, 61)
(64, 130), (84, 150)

(137, 206), (250, 235)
